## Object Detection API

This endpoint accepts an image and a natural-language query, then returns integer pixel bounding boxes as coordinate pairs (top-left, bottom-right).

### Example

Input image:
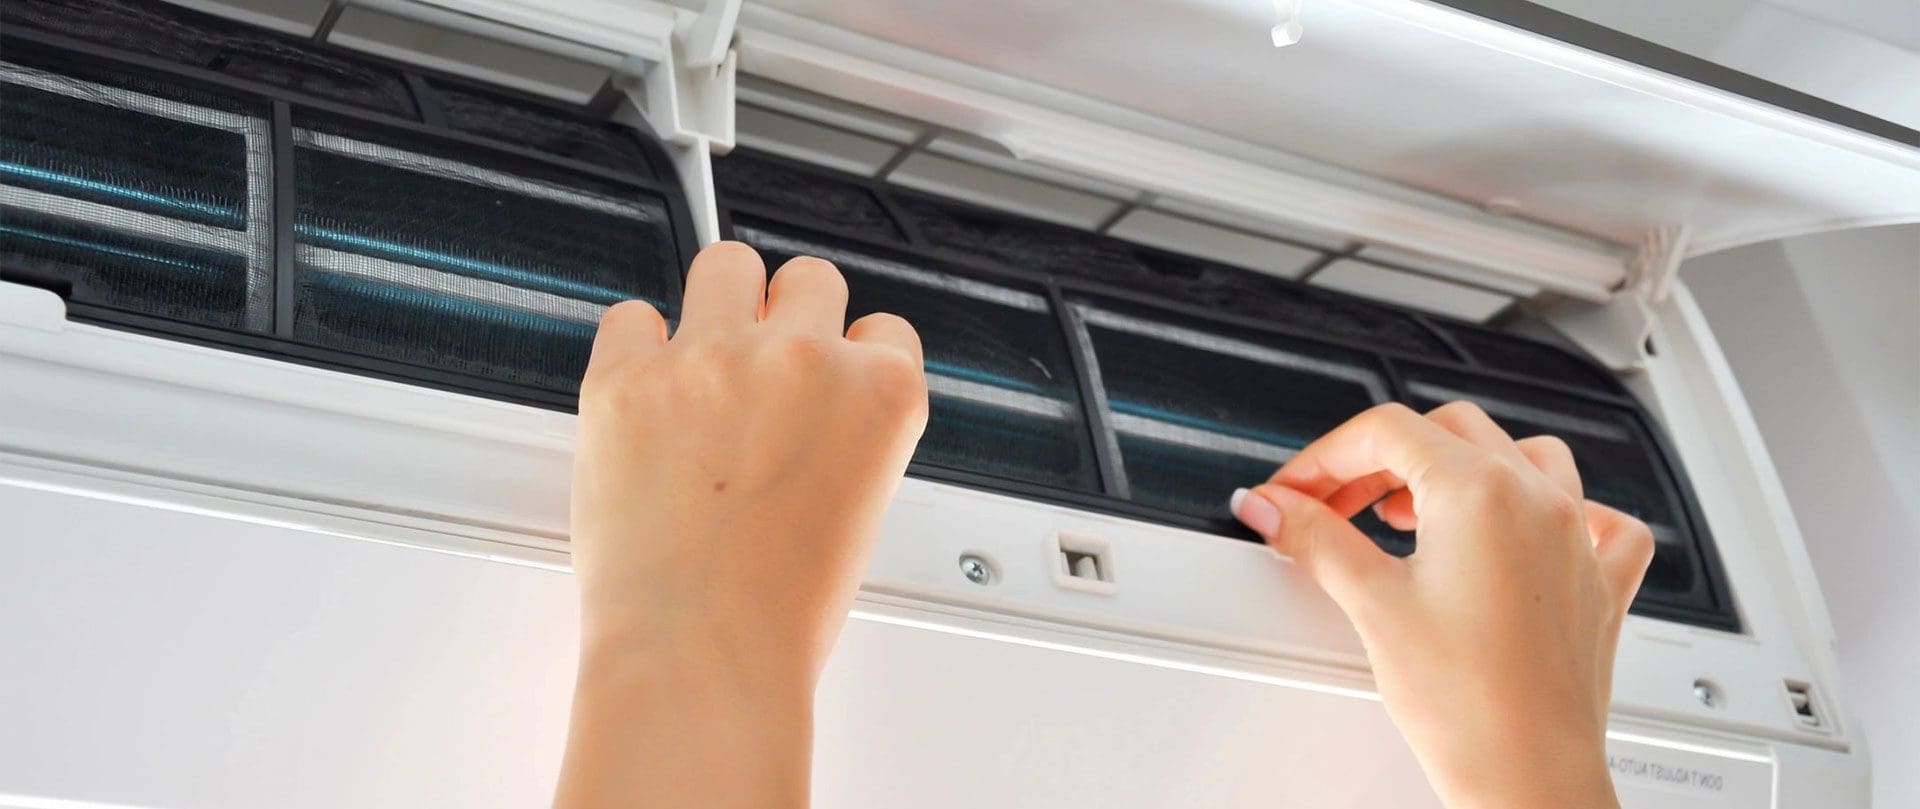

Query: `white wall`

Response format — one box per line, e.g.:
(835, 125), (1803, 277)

(1682, 225), (1920, 808)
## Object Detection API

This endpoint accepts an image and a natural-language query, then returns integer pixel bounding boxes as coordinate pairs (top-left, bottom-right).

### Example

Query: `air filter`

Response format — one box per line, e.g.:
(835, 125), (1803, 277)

(290, 113), (678, 393)
(0, 60), (269, 330)
(1072, 296), (1389, 528)
(737, 219), (1100, 492)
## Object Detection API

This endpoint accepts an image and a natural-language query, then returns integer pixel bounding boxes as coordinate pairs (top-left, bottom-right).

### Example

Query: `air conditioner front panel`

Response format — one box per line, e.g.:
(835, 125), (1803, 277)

(739, 0), (1920, 255)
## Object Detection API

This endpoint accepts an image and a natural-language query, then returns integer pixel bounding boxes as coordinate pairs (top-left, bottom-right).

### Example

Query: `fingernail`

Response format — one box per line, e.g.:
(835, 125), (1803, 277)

(1230, 487), (1282, 537)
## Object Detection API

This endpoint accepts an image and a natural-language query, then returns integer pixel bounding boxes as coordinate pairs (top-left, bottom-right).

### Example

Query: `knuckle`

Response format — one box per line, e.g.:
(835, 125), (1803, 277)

(766, 332), (834, 367)
(600, 299), (661, 330)
(697, 239), (761, 264)
(854, 310), (912, 333)
(775, 255), (846, 290)
(850, 311), (922, 349)
(1429, 400), (1495, 431)
(1538, 490), (1584, 533)
(1458, 453), (1515, 487)
(1435, 454), (1525, 508)
(1623, 518), (1657, 558)
(865, 349), (927, 403)
(581, 366), (656, 417)
(1429, 399), (1488, 421)
(1524, 433), (1573, 456)
(1359, 401), (1418, 430)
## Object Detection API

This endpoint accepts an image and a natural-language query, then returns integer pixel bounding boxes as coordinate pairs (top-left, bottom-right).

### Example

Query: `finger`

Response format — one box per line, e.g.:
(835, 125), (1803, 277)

(1372, 489), (1417, 531)
(1234, 484), (1404, 614)
(845, 311), (924, 366)
(1321, 470), (1401, 519)
(676, 241), (767, 338)
(764, 256), (849, 336)
(1516, 435), (1583, 500)
(1271, 402), (1479, 501)
(1424, 400), (1528, 466)
(1587, 501), (1655, 618)
(583, 299), (668, 384)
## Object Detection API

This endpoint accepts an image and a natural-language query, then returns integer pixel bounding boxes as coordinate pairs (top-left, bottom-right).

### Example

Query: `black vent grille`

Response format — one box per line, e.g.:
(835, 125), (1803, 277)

(290, 117), (679, 393)
(711, 146), (1737, 631)
(1075, 297), (1388, 528)
(429, 80), (657, 178)
(739, 219), (1098, 491)
(1440, 322), (1624, 395)
(1399, 364), (1728, 618)
(4, 0), (417, 115)
(0, 0), (692, 406)
(718, 152), (906, 243)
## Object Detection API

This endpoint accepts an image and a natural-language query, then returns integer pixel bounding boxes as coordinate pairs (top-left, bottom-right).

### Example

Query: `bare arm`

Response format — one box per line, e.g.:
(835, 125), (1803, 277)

(554, 241), (927, 809)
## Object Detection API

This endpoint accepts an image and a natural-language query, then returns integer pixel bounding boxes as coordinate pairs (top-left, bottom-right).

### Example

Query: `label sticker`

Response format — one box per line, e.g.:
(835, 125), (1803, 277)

(1604, 737), (1771, 808)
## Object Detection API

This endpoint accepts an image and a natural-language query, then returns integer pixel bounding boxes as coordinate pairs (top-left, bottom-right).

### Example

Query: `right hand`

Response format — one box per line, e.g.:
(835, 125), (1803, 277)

(1231, 402), (1654, 809)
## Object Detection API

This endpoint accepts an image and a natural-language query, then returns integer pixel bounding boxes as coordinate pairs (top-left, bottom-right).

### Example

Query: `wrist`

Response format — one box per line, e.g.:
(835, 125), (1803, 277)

(578, 612), (819, 704)
(559, 612), (817, 809)
(1426, 733), (1618, 809)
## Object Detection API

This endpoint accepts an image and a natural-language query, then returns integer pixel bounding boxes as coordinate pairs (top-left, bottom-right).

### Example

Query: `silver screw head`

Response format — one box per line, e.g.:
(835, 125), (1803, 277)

(1693, 680), (1717, 708)
(959, 555), (991, 584)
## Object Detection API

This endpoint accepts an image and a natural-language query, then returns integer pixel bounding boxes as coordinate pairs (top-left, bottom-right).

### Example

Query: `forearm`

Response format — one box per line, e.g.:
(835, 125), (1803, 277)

(552, 633), (816, 809)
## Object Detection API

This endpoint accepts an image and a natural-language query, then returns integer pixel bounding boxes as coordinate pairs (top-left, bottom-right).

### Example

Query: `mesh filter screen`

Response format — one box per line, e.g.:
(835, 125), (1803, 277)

(1440, 323), (1622, 394)
(0, 207), (250, 328)
(1401, 367), (1712, 605)
(897, 192), (1148, 276)
(897, 193), (1455, 359)
(715, 153), (905, 243)
(291, 123), (678, 393)
(429, 81), (657, 178)
(1136, 250), (1455, 359)
(738, 221), (1099, 491)
(0, 61), (267, 329)
(3, 0), (416, 115)
(1, 78), (248, 228)
(1076, 300), (1386, 524)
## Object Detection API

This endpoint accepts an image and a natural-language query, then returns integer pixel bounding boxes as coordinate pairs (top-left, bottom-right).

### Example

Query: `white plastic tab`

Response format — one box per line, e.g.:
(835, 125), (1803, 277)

(1546, 225), (1692, 372)
(1271, 0), (1305, 47)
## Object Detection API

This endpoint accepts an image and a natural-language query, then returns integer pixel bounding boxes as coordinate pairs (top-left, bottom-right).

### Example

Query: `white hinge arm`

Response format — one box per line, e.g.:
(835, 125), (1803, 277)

(680, 0), (744, 70)
(612, 0), (739, 151)
(1633, 224), (1689, 306)
(1546, 225), (1692, 373)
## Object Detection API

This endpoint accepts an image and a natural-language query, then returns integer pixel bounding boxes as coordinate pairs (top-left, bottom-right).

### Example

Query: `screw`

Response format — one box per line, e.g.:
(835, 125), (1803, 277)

(959, 555), (991, 584)
(1693, 680), (1717, 708)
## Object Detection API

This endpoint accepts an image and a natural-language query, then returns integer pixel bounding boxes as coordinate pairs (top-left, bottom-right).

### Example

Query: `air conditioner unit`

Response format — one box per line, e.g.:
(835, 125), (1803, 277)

(2, 0), (1910, 806)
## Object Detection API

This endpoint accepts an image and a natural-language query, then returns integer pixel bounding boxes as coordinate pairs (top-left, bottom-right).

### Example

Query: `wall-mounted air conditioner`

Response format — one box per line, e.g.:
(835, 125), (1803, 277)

(5, 0), (1914, 806)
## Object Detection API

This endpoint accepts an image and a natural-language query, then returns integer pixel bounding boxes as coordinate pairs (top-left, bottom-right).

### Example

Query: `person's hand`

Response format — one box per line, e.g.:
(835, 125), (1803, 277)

(1231, 402), (1653, 809)
(556, 242), (927, 809)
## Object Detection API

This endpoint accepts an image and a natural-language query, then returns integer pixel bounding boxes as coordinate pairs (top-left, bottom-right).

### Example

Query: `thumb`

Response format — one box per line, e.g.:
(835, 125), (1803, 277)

(1234, 484), (1403, 614)
(1586, 501), (1656, 619)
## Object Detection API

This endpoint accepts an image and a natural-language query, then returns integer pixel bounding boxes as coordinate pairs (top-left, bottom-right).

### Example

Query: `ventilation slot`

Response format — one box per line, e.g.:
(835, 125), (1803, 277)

(1053, 532), (1116, 594)
(1785, 680), (1824, 729)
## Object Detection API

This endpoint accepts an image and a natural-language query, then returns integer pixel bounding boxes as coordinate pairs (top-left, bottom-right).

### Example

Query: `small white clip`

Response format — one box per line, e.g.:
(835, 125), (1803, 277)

(1272, 0), (1305, 47)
